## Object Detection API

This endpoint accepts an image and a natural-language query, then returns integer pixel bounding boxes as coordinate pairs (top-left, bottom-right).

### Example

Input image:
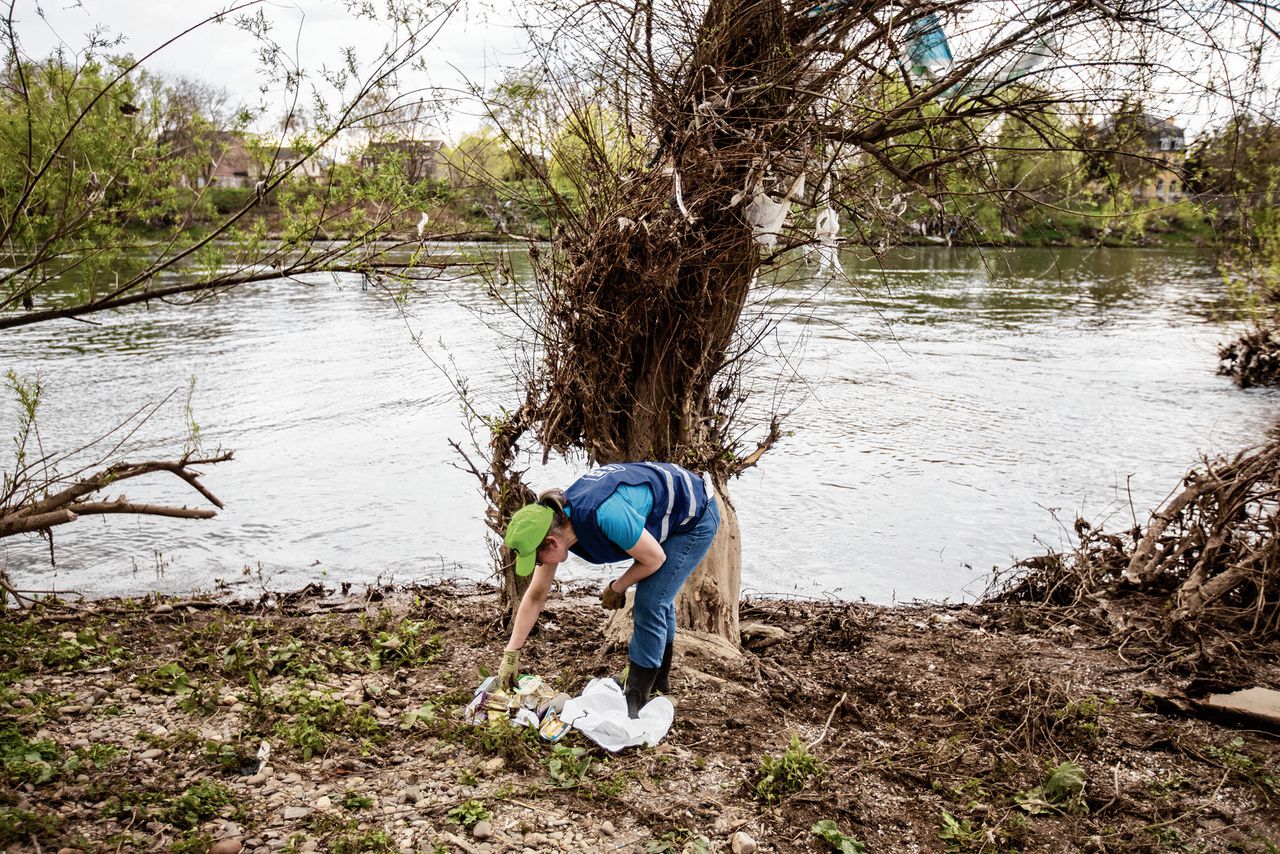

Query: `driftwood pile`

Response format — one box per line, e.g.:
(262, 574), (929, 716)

(992, 441), (1280, 664)
(1219, 322), (1280, 388)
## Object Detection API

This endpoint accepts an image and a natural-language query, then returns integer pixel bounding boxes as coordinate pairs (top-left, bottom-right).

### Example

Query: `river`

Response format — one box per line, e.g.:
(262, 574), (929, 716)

(1, 245), (1275, 603)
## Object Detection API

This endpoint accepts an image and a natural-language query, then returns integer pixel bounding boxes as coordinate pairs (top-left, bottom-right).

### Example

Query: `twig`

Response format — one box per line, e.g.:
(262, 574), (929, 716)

(807, 692), (847, 751)
(1142, 769), (1230, 832)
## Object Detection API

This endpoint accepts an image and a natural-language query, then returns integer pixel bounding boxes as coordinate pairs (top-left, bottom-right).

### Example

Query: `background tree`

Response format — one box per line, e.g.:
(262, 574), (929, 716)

(0, 0), (460, 330)
(0, 0), (462, 578)
(464, 0), (1279, 652)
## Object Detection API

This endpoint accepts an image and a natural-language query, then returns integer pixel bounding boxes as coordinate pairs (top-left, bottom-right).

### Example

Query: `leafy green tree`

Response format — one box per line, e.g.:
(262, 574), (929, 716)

(0, 2), (462, 568)
(1, 2), (459, 330)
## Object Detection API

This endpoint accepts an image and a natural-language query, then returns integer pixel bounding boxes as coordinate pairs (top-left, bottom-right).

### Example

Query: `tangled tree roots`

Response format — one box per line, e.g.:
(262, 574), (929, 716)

(1219, 322), (1280, 388)
(991, 441), (1280, 662)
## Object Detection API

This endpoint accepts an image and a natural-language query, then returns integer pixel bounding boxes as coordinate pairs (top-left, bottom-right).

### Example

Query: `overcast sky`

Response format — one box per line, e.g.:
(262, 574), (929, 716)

(12, 0), (532, 140)
(12, 0), (1278, 141)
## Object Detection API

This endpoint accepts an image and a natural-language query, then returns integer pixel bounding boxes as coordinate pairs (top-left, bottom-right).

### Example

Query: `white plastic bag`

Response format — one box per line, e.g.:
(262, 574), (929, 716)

(559, 678), (675, 752)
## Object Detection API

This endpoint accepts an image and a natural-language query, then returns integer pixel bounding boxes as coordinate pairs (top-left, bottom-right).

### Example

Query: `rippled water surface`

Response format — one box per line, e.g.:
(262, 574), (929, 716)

(2, 245), (1275, 602)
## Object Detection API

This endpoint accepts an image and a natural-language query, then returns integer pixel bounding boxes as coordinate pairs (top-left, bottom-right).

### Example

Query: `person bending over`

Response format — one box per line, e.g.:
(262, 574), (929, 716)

(497, 462), (720, 717)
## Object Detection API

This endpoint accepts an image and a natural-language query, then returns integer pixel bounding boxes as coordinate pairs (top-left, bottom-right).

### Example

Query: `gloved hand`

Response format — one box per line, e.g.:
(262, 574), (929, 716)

(497, 649), (521, 691)
(600, 580), (626, 610)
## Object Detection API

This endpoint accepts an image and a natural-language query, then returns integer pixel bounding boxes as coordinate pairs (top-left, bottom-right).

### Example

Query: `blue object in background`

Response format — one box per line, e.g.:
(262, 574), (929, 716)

(907, 13), (954, 79)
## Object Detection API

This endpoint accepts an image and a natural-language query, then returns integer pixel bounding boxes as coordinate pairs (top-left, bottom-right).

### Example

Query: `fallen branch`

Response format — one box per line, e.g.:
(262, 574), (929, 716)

(0, 452), (232, 541)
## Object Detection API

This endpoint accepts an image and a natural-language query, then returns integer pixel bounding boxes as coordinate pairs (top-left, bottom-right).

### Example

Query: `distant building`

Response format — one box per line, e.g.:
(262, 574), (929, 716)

(205, 132), (258, 189)
(1133, 116), (1187, 203)
(359, 139), (445, 183)
(271, 147), (325, 180)
(161, 132), (325, 189)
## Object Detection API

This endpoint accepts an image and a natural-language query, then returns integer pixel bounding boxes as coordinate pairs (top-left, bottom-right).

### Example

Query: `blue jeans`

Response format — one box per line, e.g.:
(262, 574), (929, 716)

(629, 499), (721, 668)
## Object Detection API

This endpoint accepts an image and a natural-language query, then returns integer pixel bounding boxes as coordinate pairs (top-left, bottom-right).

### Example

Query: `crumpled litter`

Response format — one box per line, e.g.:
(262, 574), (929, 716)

(559, 678), (674, 752)
(463, 674), (674, 751)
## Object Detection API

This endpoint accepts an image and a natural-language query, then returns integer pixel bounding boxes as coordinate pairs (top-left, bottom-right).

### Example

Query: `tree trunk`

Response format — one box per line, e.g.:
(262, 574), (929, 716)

(603, 479), (742, 659)
(675, 481), (740, 644)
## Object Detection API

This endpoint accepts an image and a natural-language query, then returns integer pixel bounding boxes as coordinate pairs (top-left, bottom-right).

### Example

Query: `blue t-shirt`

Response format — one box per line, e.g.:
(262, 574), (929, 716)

(567, 484), (653, 552)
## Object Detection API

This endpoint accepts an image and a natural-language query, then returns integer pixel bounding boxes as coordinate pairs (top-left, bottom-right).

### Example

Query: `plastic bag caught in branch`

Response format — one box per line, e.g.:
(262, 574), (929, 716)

(745, 174), (806, 248)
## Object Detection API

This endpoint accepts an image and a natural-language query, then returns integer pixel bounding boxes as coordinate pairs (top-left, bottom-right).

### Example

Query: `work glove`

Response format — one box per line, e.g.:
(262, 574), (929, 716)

(497, 649), (521, 691)
(600, 580), (626, 611)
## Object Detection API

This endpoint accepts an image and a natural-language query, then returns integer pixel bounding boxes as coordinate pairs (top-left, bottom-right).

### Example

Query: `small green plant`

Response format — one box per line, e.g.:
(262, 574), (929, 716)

(269, 687), (383, 760)
(591, 765), (630, 799)
(1148, 773), (1191, 799)
(338, 789), (374, 810)
(938, 810), (984, 851)
(453, 718), (540, 767)
(161, 780), (238, 830)
(0, 805), (64, 847)
(171, 830), (214, 853)
(445, 799), (491, 830)
(1013, 760), (1087, 815)
(1205, 736), (1255, 771)
(331, 828), (395, 854)
(811, 819), (868, 853)
(1053, 695), (1115, 739)
(41, 629), (102, 671)
(399, 703), (436, 730)
(755, 734), (826, 804)
(367, 619), (443, 670)
(1150, 826), (1194, 850)
(0, 721), (62, 785)
(544, 743), (592, 788)
(645, 828), (710, 854)
(140, 662), (194, 696)
(200, 741), (255, 776)
(65, 742), (121, 773)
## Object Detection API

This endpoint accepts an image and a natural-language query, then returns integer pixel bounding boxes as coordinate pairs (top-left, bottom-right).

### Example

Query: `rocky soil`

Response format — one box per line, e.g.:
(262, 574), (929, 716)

(0, 582), (1277, 853)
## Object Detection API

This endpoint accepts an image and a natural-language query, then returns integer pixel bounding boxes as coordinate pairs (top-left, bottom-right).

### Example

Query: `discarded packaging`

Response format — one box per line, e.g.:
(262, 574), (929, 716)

(538, 709), (571, 742)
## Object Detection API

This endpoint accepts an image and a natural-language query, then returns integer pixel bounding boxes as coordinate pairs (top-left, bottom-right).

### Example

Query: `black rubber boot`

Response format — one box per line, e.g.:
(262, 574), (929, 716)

(623, 660), (661, 719)
(654, 642), (674, 694)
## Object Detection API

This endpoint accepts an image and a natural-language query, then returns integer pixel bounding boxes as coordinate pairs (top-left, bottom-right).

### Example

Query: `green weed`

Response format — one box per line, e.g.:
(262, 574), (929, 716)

(445, 799), (491, 830)
(0, 805), (64, 847)
(65, 742), (122, 773)
(41, 629), (106, 671)
(1148, 774), (1191, 799)
(338, 790), (374, 810)
(139, 662), (194, 696)
(1203, 736), (1279, 795)
(1013, 760), (1088, 815)
(755, 734), (826, 804)
(331, 828), (395, 854)
(451, 718), (540, 767)
(938, 810), (984, 851)
(171, 830), (214, 853)
(1149, 826), (1203, 851)
(811, 819), (868, 853)
(365, 618), (442, 671)
(0, 721), (62, 785)
(161, 780), (238, 830)
(644, 828), (710, 854)
(1053, 695), (1115, 740)
(268, 687), (383, 760)
(544, 743), (592, 788)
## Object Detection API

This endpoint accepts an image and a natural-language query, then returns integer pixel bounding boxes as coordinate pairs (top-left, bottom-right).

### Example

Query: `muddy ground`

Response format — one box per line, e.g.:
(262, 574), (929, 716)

(0, 581), (1277, 854)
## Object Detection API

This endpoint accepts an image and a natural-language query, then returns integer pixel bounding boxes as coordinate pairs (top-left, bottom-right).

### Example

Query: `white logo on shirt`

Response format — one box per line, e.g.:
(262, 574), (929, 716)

(581, 463), (625, 480)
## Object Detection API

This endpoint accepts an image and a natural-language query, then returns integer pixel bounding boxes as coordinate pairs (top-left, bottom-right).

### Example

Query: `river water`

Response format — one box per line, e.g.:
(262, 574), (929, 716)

(1, 245), (1275, 603)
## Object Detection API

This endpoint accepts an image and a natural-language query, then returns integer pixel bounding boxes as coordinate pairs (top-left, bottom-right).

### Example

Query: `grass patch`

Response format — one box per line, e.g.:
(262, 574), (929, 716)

(755, 734), (826, 805)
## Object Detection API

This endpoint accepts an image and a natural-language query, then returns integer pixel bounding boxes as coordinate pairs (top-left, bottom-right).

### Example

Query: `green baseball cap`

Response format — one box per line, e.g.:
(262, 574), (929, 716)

(504, 504), (554, 576)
